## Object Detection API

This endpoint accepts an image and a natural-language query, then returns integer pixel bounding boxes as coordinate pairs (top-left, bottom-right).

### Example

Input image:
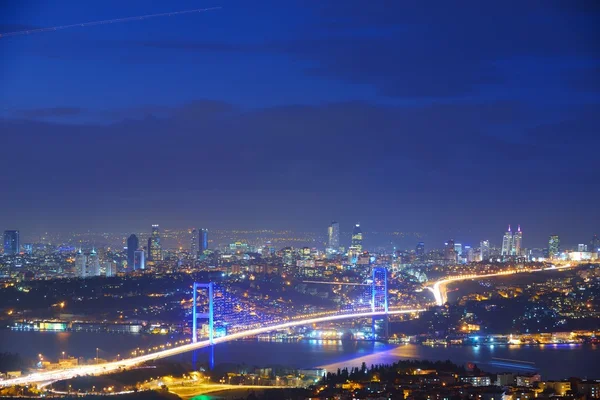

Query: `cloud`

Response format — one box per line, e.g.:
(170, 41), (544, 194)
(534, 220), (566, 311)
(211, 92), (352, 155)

(13, 107), (83, 119)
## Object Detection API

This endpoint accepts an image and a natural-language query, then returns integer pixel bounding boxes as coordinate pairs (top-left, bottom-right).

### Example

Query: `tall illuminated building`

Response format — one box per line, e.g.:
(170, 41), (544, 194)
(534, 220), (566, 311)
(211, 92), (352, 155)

(148, 224), (162, 261)
(351, 224), (363, 251)
(127, 234), (138, 268)
(480, 240), (490, 261)
(445, 239), (456, 262)
(200, 229), (209, 254)
(416, 242), (425, 260)
(104, 261), (117, 277)
(88, 248), (101, 277)
(327, 221), (340, 254)
(3, 230), (19, 255)
(549, 235), (560, 259)
(134, 250), (145, 270)
(511, 225), (523, 256)
(454, 243), (463, 259)
(75, 249), (87, 278)
(190, 229), (199, 258)
(501, 226), (513, 256)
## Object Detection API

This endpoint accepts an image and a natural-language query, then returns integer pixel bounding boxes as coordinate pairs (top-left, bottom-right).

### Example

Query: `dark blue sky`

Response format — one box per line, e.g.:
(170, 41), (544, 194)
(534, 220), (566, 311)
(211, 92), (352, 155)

(1, 1), (599, 248)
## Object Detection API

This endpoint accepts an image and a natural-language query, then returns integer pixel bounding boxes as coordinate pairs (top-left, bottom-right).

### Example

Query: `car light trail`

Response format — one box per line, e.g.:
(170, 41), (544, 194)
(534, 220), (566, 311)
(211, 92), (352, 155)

(0, 308), (424, 387)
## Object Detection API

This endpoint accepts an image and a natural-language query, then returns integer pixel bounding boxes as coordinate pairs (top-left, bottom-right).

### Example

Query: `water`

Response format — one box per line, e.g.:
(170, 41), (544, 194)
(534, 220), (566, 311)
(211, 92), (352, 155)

(0, 330), (598, 380)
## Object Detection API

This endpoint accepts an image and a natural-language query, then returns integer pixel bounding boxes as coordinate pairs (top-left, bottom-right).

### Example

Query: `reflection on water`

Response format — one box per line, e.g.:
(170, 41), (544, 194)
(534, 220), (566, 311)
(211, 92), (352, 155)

(0, 330), (597, 380)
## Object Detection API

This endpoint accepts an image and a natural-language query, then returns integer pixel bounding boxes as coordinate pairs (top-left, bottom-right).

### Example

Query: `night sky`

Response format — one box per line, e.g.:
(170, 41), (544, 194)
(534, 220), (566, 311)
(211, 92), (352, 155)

(1, 1), (599, 248)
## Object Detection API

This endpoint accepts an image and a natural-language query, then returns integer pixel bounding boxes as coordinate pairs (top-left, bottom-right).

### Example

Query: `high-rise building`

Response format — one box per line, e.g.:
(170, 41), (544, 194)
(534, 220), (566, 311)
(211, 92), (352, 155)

(75, 249), (87, 278)
(3, 230), (20, 255)
(351, 224), (363, 252)
(445, 239), (456, 262)
(549, 235), (560, 259)
(512, 225), (523, 256)
(190, 229), (199, 258)
(327, 221), (340, 254)
(87, 248), (101, 277)
(148, 224), (162, 261)
(480, 240), (490, 261)
(200, 229), (209, 254)
(578, 244), (588, 252)
(127, 234), (139, 268)
(104, 261), (117, 277)
(348, 224), (363, 262)
(501, 226), (513, 256)
(134, 250), (145, 270)
(464, 245), (474, 263)
(416, 242), (425, 260)
(454, 243), (463, 258)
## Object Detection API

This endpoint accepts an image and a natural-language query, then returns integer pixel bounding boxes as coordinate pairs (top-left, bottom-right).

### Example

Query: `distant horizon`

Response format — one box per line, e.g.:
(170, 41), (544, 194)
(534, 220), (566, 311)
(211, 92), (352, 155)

(5, 224), (597, 251)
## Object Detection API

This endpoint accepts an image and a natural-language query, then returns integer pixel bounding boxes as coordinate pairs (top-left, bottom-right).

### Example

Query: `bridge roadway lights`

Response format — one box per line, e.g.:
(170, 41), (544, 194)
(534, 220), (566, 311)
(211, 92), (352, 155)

(192, 282), (214, 345)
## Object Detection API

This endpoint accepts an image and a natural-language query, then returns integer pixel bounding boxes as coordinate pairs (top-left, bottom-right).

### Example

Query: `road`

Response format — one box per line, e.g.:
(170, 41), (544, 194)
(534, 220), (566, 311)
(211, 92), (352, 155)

(426, 264), (573, 306)
(0, 308), (423, 387)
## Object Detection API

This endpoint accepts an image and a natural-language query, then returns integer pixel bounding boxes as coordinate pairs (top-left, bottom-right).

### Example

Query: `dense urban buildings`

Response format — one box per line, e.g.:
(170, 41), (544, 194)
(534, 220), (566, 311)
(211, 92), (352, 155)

(2, 230), (19, 256)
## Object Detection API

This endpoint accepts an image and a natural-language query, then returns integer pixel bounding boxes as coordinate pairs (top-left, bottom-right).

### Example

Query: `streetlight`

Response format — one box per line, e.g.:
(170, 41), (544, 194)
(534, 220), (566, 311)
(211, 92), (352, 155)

(62, 351), (66, 360)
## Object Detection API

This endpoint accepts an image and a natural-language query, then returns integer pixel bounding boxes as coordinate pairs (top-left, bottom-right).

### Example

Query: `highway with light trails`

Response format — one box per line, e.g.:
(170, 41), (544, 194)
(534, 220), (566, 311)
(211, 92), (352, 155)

(0, 308), (423, 387)
(426, 264), (573, 306)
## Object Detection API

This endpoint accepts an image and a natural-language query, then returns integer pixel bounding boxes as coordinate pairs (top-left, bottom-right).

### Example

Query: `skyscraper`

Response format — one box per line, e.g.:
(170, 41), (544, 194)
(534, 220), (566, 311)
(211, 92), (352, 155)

(75, 249), (87, 278)
(351, 224), (363, 252)
(416, 242), (425, 260)
(480, 240), (490, 261)
(134, 250), (145, 270)
(445, 239), (456, 262)
(3, 230), (20, 255)
(104, 261), (117, 277)
(148, 224), (162, 261)
(127, 234), (139, 268)
(88, 248), (101, 277)
(549, 235), (560, 259)
(190, 229), (199, 258)
(512, 225), (523, 256)
(327, 221), (340, 254)
(200, 229), (209, 254)
(501, 226), (513, 256)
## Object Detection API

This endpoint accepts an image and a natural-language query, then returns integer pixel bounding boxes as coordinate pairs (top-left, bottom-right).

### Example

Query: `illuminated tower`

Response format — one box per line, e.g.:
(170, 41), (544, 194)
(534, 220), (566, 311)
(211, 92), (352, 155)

(200, 229), (209, 254)
(190, 229), (199, 258)
(127, 234), (138, 268)
(134, 250), (145, 270)
(591, 234), (600, 256)
(3, 230), (19, 255)
(480, 240), (490, 261)
(416, 242), (425, 260)
(87, 248), (101, 277)
(148, 224), (162, 261)
(348, 223), (363, 262)
(327, 221), (340, 254)
(549, 235), (560, 259)
(512, 225), (522, 256)
(75, 249), (87, 278)
(501, 226), (513, 256)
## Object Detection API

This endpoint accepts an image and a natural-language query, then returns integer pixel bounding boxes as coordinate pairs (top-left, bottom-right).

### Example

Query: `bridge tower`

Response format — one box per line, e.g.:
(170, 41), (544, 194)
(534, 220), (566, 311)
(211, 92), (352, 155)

(371, 267), (388, 339)
(192, 282), (214, 344)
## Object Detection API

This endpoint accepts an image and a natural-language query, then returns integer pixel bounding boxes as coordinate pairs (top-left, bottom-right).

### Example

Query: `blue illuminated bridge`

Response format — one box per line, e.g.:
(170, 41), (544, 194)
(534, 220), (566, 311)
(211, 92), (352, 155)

(1, 268), (425, 386)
